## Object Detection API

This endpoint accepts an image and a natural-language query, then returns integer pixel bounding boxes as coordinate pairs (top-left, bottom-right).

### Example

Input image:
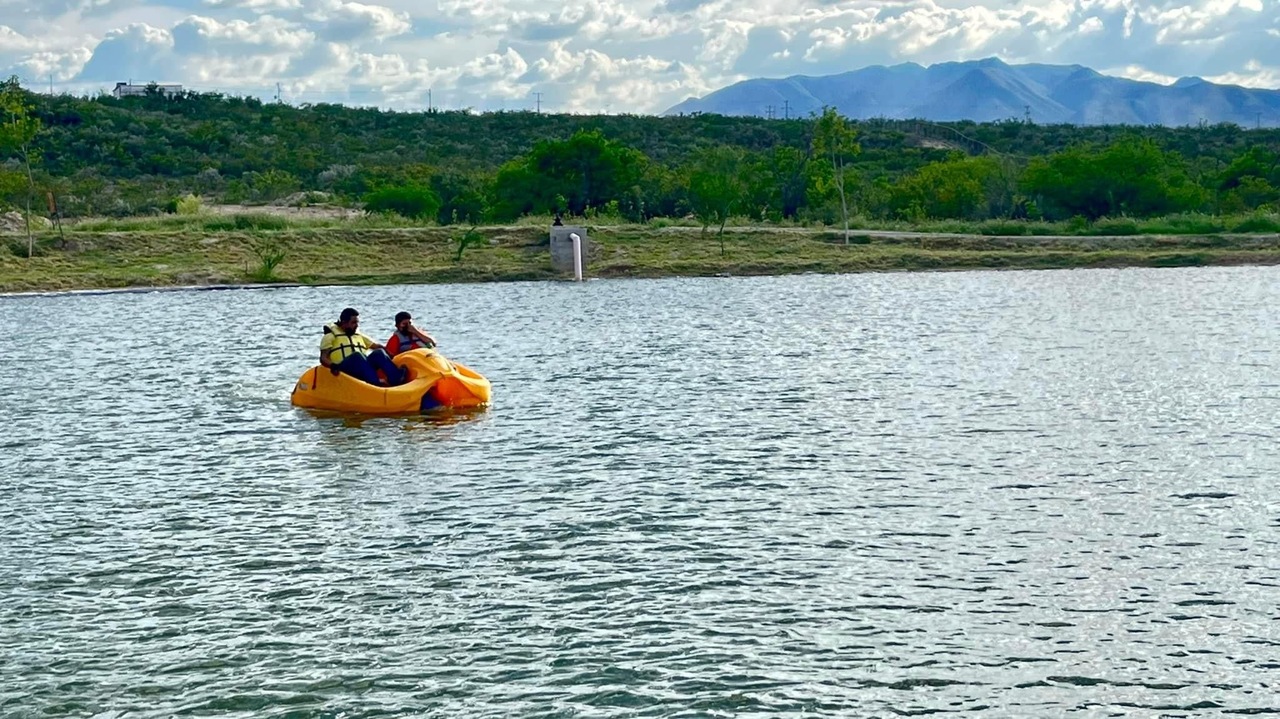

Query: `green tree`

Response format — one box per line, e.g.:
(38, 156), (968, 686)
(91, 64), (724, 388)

(490, 129), (648, 220)
(0, 76), (42, 257)
(891, 156), (1007, 220)
(1218, 176), (1279, 214)
(1022, 137), (1206, 220)
(686, 145), (751, 255)
(1216, 147), (1279, 212)
(746, 146), (809, 221)
(1218, 146), (1280, 191)
(430, 171), (489, 225)
(811, 107), (861, 243)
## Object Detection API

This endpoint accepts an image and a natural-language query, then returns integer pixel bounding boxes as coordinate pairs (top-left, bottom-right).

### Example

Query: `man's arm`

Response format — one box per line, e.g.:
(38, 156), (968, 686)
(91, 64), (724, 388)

(409, 324), (436, 346)
(319, 336), (337, 372)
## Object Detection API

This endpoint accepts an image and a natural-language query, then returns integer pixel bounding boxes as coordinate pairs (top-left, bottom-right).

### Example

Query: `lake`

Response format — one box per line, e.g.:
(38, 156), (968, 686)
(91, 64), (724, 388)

(2, 267), (1278, 717)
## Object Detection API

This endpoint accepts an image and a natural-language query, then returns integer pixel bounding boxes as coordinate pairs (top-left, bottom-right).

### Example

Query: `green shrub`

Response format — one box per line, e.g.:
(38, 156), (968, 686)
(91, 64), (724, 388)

(233, 214), (288, 231)
(454, 227), (486, 261)
(363, 185), (441, 220)
(248, 238), (286, 281)
(200, 217), (239, 232)
(1139, 212), (1225, 235)
(977, 220), (1030, 236)
(1231, 213), (1280, 233)
(1088, 217), (1141, 235)
(175, 193), (203, 215)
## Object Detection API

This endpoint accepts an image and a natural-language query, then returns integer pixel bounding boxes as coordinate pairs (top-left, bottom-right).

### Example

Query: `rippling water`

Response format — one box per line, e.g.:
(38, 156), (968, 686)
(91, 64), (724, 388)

(3, 267), (1280, 717)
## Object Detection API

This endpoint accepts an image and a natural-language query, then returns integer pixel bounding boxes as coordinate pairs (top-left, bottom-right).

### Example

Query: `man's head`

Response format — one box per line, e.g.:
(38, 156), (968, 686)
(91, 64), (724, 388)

(395, 311), (412, 332)
(339, 307), (360, 333)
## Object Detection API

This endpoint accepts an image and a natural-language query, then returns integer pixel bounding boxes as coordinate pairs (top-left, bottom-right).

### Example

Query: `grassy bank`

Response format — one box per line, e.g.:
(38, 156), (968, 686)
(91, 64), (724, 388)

(39, 209), (1280, 236)
(3, 220), (1280, 293)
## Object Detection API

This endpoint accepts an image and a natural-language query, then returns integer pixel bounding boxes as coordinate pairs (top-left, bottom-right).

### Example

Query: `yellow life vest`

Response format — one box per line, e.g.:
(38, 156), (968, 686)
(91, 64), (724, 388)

(322, 322), (371, 364)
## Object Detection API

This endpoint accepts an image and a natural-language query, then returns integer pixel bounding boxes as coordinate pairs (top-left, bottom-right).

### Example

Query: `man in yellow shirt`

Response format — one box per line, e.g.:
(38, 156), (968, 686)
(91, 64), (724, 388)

(320, 307), (407, 386)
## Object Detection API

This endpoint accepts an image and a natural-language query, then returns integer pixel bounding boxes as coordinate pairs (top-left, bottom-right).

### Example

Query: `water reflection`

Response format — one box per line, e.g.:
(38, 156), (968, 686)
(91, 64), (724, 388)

(297, 405), (491, 429)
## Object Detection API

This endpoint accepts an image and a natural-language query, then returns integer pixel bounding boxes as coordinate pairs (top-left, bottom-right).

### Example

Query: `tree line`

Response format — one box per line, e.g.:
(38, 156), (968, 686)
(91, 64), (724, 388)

(2, 77), (1279, 232)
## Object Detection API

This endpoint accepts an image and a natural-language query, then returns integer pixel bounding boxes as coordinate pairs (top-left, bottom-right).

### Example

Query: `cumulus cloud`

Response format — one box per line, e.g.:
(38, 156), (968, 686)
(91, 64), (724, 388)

(0, 25), (41, 53)
(203, 0), (303, 10)
(514, 40), (705, 112)
(1078, 16), (1104, 33)
(1103, 64), (1179, 85)
(0, 0), (1273, 113)
(1208, 59), (1280, 89)
(75, 23), (174, 82)
(171, 14), (314, 52)
(304, 0), (410, 41)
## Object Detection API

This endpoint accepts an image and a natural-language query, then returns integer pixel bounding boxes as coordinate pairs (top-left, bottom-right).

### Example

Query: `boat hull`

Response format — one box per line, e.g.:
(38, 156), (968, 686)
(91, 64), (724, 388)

(290, 348), (491, 414)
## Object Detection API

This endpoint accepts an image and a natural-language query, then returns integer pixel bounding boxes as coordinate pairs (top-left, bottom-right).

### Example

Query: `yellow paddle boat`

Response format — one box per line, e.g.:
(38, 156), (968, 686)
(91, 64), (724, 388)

(290, 347), (491, 414)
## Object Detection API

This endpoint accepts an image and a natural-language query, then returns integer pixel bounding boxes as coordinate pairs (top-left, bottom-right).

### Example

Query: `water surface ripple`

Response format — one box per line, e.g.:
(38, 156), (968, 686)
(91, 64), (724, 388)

(2, 267), (1279, 717)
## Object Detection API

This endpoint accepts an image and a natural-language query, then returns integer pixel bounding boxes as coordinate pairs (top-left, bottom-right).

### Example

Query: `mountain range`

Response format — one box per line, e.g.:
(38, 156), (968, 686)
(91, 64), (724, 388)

(663, 57), (1280, 128)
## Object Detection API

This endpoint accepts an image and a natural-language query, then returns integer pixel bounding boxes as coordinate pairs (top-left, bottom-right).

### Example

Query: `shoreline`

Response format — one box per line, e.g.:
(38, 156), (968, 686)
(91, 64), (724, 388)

(6, 259), (1280, 300)
(0, 281), (306, 299)
(3, 225), (1280, 295)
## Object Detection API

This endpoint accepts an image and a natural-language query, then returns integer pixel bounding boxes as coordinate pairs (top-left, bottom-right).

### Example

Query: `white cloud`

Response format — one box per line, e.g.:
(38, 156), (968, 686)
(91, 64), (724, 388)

(309, 0), (409, 38)
(507, 0), (677, 43)
(75, 22), (174, 82)
(1207, 59), (1280, 88)
(203, 0), (302, 9)
(698, 19), (751, 70)
(1078, 16), (1104, 33)
(0, 25), (41, 53)
(304, 0), (411, 41)
(0, 0), (1272, 113)
(1102, 64), (1178, 85)
(518, 40), (701, 112)
(8, 48), (93, 81)
(172, 14), (314, 52)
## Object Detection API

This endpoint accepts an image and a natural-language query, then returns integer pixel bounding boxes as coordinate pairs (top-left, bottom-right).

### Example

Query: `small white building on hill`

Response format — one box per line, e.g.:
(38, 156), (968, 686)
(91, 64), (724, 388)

(112, 82), (184, 98)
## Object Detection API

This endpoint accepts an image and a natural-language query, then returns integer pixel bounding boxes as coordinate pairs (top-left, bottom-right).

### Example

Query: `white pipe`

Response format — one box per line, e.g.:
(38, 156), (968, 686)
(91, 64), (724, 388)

(570, 232), (583, 281)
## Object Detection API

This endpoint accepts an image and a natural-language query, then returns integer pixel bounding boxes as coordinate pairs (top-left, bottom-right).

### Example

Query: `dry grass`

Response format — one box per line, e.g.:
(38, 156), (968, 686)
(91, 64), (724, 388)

(3, 223), (1280, 293)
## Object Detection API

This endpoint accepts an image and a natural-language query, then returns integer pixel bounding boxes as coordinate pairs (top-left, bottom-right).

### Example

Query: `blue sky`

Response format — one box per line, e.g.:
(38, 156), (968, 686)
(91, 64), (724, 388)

(0, 0), (1276, 113)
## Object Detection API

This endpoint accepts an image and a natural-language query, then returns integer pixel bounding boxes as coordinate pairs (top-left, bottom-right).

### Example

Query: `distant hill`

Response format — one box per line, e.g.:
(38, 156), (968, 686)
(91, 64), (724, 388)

(663, 57), (1280, 128)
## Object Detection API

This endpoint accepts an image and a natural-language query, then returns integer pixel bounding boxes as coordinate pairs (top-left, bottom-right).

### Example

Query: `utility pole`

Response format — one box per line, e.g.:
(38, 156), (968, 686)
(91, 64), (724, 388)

(428, 88), (432, 112)
(275, 82), (282, 103)
(534, 91), (543, 113)
(782, 99), (790, 120)
(1024, 104), (1031, 124)
(765, 105), (774, 119)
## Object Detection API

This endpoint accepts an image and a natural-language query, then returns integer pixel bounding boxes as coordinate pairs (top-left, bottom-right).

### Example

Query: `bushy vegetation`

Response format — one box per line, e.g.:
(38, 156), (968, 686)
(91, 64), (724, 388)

(362, 185), (441, 220)
(2, 77), (1279, 231)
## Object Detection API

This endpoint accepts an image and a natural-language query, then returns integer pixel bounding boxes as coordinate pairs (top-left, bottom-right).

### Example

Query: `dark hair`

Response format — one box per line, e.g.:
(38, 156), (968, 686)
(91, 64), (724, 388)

(395, 311), (411, 323)
(340, 307), (359, 322)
